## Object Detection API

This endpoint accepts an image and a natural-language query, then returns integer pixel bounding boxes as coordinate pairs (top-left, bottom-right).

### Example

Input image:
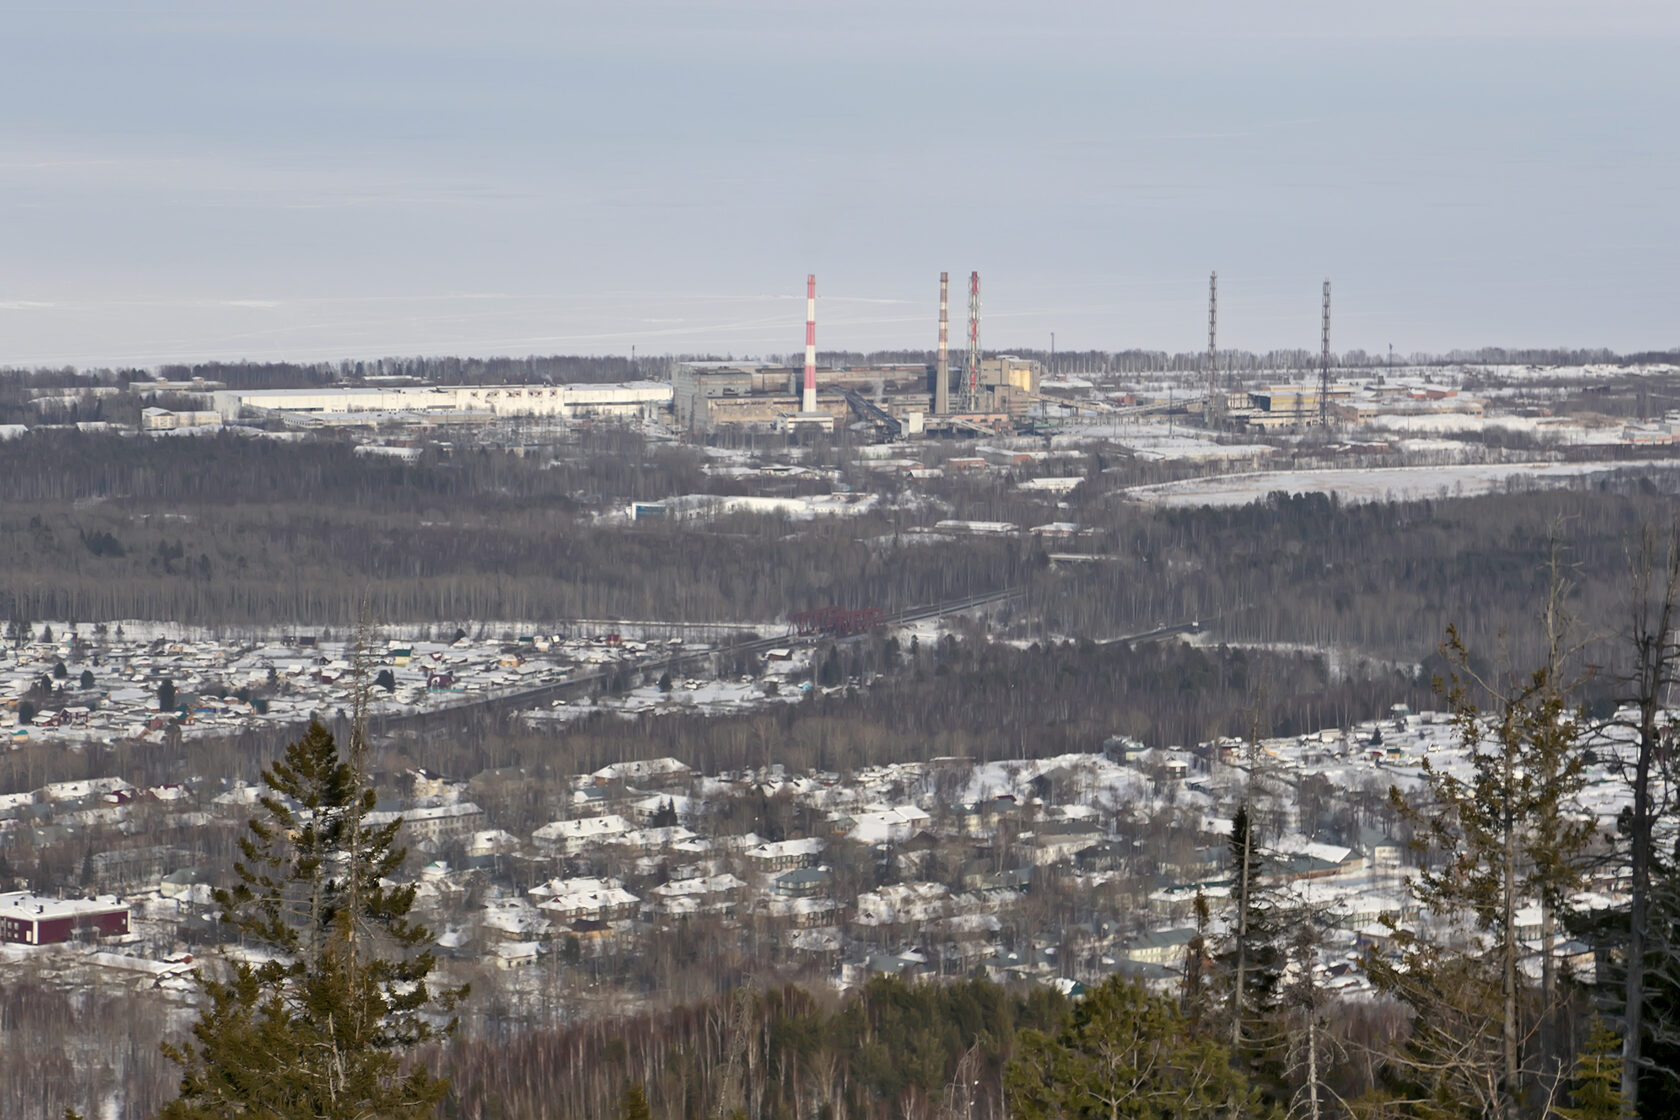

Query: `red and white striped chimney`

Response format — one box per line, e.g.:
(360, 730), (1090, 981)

(802, 274), (818, 414)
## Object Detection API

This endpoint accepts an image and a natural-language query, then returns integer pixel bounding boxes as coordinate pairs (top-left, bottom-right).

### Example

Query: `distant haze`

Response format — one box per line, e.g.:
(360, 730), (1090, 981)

(2, 1), (1676, 368)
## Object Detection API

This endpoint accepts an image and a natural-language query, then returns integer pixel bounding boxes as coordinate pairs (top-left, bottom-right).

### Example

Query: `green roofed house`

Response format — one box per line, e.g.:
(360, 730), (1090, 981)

(772, 867), (831, 899)
(1119, 926), (1199, 966)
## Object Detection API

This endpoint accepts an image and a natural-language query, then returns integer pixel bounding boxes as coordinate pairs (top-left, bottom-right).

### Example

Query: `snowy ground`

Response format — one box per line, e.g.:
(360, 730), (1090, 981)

(960, 753), (1179, 820)
(1121, 460), (1661, 508)
(1183, 635), (1419, 683)
(1364, 411), (1630, 444)
(520, 677), (803, 726)
(16, 617), (778, 646)
(604, 492), (880, 523)
(1051, 419), (1277, 462)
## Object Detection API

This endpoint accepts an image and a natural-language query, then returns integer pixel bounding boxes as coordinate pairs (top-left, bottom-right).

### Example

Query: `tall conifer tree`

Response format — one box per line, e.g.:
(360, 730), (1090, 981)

(1381, 614), (1590, 1119)
(161, 719), (465, 1119)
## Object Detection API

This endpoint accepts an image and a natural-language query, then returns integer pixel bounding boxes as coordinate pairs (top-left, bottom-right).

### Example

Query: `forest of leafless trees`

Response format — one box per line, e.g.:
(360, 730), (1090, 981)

(1, 422), (1676, 679)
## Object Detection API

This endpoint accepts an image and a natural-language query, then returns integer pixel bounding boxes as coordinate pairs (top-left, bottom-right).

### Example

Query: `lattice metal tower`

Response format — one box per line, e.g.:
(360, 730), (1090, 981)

(935, 272), (950, 414)
(1206, 271), (1219, 420)
(965, 271), (981, 412)
(1318, 279), (1332, 428)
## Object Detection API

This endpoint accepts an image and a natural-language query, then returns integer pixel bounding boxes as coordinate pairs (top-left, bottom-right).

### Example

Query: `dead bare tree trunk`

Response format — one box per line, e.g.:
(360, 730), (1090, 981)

(1620, 526), (1680, 1115)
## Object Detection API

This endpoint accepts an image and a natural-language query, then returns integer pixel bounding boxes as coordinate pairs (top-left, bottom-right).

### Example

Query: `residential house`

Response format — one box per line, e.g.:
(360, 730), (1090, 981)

(532, 877), (640, 924)
(531, 813), (632, 855)
(744, 837), (825, 873)
(363, 802), (485, 846)
(1120, 926), (1198, 966)
(772, 867), (831, 899)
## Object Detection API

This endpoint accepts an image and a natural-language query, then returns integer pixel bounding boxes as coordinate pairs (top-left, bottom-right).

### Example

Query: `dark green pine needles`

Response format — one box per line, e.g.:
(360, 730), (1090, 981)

(161, 719), (467, 1119)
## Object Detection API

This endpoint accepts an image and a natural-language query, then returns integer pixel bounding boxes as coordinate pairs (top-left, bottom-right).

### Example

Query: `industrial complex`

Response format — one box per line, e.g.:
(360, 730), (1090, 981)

(194, 272), (1050, 439)
(108, 272), (1614, 449)
(207, 381), (672, 427)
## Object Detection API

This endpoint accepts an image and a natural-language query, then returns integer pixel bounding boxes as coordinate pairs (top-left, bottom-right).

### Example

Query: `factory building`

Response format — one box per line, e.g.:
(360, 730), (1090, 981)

(206, 272), (1040, 439)
(970, 356), (1041, 417)
(128, 377), (226, 397)
(211, 382), (672, 423)
(671, 363), (796, 428)
(672, 272), (1042, 437)
(141, 407), (224, 432)
(672, 355), (1039, 434)
(674, 361), (927, 434)
(1241, 385), (1352, 429)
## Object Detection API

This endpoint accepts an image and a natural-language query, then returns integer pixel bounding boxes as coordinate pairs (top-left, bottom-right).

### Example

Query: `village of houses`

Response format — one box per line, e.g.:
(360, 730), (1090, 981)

(0, 622), (1648, 1014)
(0, 621), (745, 745)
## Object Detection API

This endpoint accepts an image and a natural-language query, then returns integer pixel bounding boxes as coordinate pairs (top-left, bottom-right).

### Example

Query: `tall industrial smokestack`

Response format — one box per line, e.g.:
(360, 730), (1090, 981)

(935, 272), (950, 414)
(802, 273), (817, 414)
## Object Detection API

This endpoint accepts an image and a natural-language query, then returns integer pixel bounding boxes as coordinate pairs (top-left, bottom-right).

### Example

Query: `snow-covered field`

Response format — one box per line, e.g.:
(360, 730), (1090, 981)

(520, 677), (802, 726)
(1122, 460), (1661, 508)
(1365, 411), (1628, 444)
(1052, 419), (1278, 463)
(961, 753), (1163, 816)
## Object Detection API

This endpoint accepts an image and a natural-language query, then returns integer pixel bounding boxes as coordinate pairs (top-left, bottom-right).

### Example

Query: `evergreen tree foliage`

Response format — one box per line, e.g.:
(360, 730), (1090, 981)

(1217, 805), (1291, 1110)
(1558, 1018), (1626, 1120)
(1628, 830), (1680, 1119)
(1222, 805), (1285, 1037)
(1180, 890), (1214, 1031)
(1362, 935), (1510, 1120)
(1382, 622), (1591, 1117)
(160, 719), (465, 1119)
(616, 1081), (653, 1120)
(1004, 975), (1253, 1120)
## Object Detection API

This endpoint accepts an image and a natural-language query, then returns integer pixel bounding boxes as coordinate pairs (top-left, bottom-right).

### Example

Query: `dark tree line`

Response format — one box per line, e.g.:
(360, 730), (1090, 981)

(4, 426), (1678, 674)
(448, 976), (1068, 1120)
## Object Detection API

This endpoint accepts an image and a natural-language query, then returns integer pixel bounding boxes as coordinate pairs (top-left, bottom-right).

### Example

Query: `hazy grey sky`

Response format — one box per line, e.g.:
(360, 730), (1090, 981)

(2, 1), (1676, 368)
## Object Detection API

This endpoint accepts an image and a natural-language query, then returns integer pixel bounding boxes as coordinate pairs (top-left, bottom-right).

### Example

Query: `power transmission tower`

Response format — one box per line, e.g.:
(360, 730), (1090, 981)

(1318, 280), (1332, 429)
(1207, 271), (1220, 424)
(965, 271), (981, 412)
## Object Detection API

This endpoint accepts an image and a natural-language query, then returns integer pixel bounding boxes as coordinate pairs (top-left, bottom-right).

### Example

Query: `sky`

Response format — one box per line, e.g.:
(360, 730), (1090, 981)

(1, 1), (1677, 369)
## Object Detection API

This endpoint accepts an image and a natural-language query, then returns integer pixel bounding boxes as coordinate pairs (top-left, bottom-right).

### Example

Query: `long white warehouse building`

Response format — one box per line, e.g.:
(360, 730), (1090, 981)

(211, 382), (672, 422)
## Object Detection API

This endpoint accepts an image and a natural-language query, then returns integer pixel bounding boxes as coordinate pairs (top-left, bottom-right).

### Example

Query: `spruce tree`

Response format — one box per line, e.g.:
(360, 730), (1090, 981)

(1383, 614), (1591, 1119)
(617, 1081), (654, 1120)
(161, 719), (466, 1119)
(1558, 1018), (1626, 1120)
(1219, 805), (1288, 1107)
(1005, 974), (1253, 1120)
(1223, 805), (1284, 1044)
(1626, 830), (1680, 1118)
